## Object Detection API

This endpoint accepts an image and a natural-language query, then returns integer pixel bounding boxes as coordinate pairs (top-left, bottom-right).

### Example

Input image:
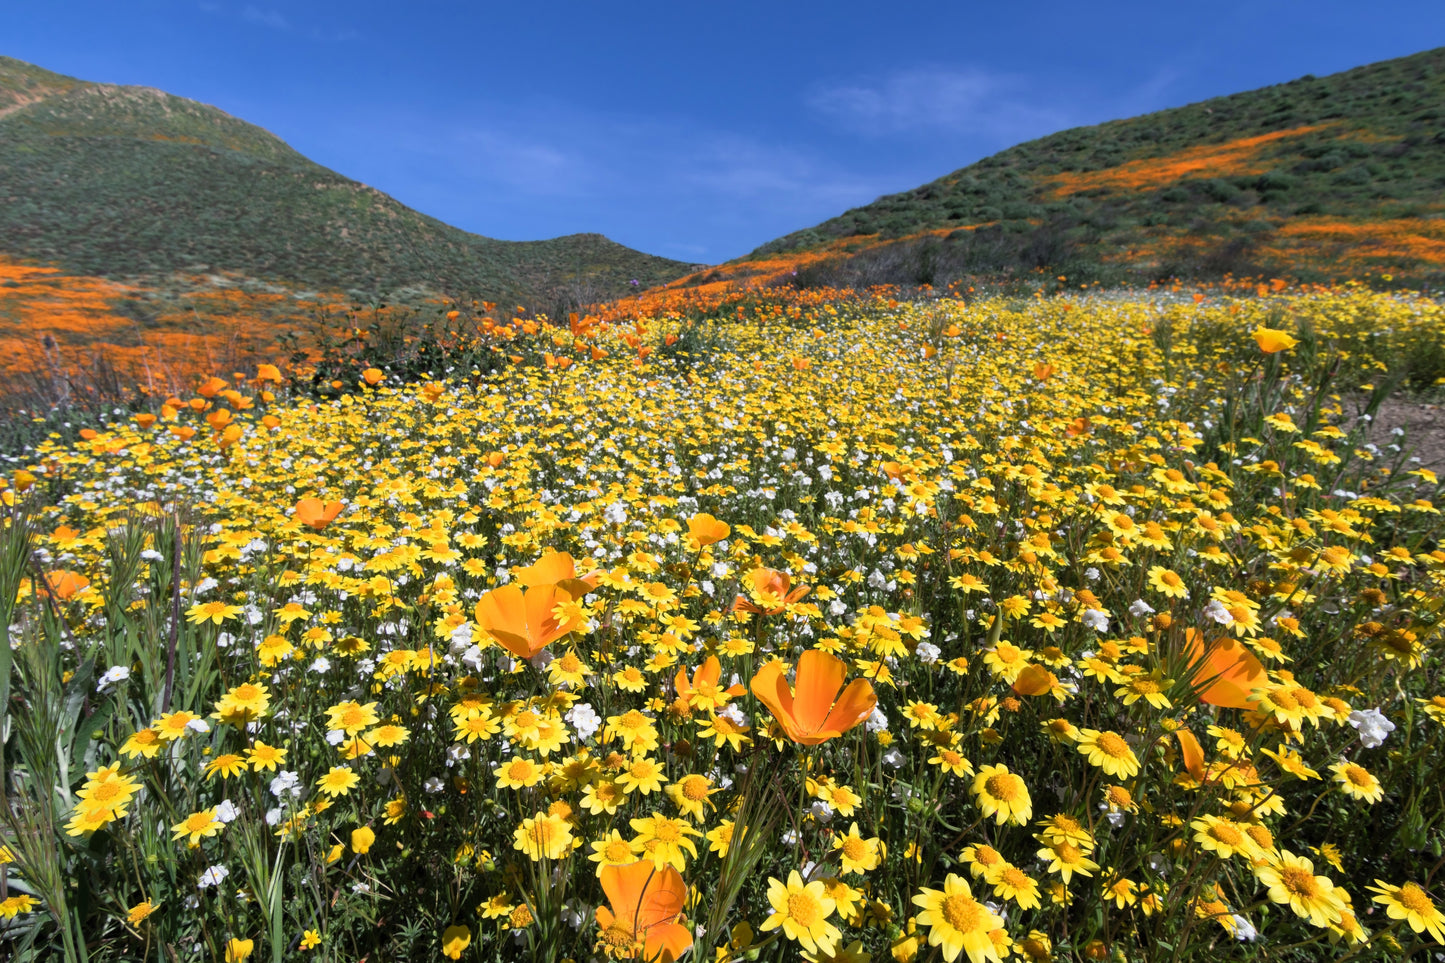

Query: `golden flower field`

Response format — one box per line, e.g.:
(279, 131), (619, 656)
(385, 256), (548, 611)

(2, 286), (1445, 962)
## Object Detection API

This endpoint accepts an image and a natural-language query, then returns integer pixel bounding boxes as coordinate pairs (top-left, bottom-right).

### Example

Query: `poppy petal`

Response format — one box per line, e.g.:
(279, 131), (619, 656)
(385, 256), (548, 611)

(793, 650), (846, 734)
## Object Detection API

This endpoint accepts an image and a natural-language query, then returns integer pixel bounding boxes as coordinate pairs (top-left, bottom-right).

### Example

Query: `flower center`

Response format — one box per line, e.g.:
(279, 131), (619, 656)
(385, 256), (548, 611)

(787, 892), (820, 928)
(985, 775), (1019, 802)
(1096, 733), (1130, 758)
(1210, 822), (1243, 846)
(653, 821), (680, 842)
(941, 893), (983, 931)
(90, 782), (123, 803)
(1399, 883), (1435, 914)
(841, 838), (867, 861)
(1280, 867), (1320, 898)
(682, 778), (710, 801)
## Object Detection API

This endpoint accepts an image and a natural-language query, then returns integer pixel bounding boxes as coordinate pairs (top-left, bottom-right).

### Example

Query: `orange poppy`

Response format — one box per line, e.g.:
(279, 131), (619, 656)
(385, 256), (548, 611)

(294, 497), (344, 531)
(1252, 326), (1299, 354)
(594, 861), (692, 962)
(1175, 728), (1206, 782)
(42, 570), (91, 601)
(255, 363), (283, 383)
(361, 368), (384, 386)
(1011, 664), (1057, 697)
(196, 376), (228, 398)
(473, 583), (580, 660)
(685, 513), (730, 550)
(514, 550), (600, 597)
(673, 656), (745, 710)
(750, 650), (877, 746)
(732, 568), (810, 616)
(1181, 630), (1265, 710)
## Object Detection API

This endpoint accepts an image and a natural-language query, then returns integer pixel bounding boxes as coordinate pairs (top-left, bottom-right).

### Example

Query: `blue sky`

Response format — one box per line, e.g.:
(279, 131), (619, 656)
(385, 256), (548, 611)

(7, 2), (1443, 263)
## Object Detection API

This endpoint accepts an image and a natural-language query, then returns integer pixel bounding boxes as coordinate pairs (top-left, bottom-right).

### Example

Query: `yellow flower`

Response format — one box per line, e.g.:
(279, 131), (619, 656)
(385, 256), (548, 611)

(351, 826), (376, 855)
(186, 601), (242, 625)
(213, 682), (270, 723)
(587, 829), (639, 872)
(762, 871), (840, 956)
(247, 741), (287, 771)
(224, 938), (254, 963)
(325, 700), (379, 735)
(832, 823), (882, 875)
(617, 756), (668, 795)
(1367, 880), (1445, 943)
(204, 753), (248, 780)
(441, 924), (472, 959)
(495, 756), (545, 791)
(1255, 850), (1347, 929)
(120, 727), (164, 759)
(171, 808), (224, 846)
(513, 812), (572, 861)
(1191, 815), (1259, 860)
(665, 773), (718, 820)
(581, 777), (624, 815)
(126, 900), (158, 925)
(316, 767), (360, 798)
(300, 929), (322, 950)
(1036, 840), (1099, 883)
(912, 873), (1002, 963)
(1330, 760), (1383, 803)
(1074, 729), (1140, 779)
(629, 813), (700, 871)
(1146, 566), (1189, 599)
(970, 764), (1032, 826)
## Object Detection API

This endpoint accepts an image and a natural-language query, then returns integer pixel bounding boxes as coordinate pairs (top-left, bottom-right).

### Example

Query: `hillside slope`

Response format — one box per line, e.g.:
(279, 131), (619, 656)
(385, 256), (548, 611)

(0, 56), (690, 306)
(749, 47), (1445, 287)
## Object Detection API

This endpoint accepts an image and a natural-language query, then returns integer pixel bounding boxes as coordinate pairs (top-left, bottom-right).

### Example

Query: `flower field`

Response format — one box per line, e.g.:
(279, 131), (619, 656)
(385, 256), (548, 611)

(2, 287), (1445, 962)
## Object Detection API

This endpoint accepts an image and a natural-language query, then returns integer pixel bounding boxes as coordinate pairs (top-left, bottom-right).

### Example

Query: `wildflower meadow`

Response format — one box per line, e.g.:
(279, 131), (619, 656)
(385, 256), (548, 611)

(2, 285), (1445, 962)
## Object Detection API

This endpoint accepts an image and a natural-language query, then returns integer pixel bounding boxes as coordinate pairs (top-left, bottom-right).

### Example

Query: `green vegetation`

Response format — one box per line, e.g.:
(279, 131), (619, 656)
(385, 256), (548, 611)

(0, 56), (693, 307)
(755, 47), (1445, 287)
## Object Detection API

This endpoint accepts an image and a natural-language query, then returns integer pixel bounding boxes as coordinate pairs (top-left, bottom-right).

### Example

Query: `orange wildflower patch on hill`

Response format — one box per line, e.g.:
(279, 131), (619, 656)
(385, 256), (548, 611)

(595, 225), (983, 322)
(1043, 125), (1335, 198)
(0, 256), (346, 398)
(1263, 217), (1445, 271)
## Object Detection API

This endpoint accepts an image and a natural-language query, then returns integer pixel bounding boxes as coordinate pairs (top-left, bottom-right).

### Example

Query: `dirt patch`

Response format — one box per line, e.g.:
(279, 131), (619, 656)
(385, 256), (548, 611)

(1356, 398), (1445, 473)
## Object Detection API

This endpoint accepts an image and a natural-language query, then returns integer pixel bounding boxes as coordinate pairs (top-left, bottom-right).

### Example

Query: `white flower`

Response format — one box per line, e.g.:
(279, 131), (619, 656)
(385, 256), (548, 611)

(424, 776), (446, 794)
(882, 748), (904, 768)
(1202, 599), (1234, 626)
(186, 718), (210, 734)
(1348, 707), (1396, 748)
(197, 865), (229, 889)
(915, 641), (941, 664)
(718, 704), (748, 728)
(865, 707), (889, 732)
(780, 828), (800, 847)
(566, 703), (601, 741)
(1231, 915), (1258, 941)
(269, 771), (301, 799)
(309, 656), (331, 673)
(1129, 599), (1156, 617)
(809, 801), (834, 824)
(97, 665), (130, 692)
(1080, 609), (1110, 632)
(215, 800), (240, 823)
(325, 728), (346, 746)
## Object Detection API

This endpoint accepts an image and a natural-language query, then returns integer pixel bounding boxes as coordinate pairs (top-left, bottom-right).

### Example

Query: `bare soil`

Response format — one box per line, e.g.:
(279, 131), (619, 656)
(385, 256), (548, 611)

(1356, 398), (1445, 473)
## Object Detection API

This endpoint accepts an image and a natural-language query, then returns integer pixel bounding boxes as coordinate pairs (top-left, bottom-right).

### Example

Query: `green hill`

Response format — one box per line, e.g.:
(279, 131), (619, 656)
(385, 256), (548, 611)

(751, 47), (1445, 287)
(0, 56), (691, 307)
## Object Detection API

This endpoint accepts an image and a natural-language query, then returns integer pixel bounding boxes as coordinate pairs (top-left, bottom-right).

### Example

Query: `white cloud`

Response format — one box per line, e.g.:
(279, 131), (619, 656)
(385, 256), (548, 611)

(240, 5), (289, 31)
(808, 66), (1071, 141)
